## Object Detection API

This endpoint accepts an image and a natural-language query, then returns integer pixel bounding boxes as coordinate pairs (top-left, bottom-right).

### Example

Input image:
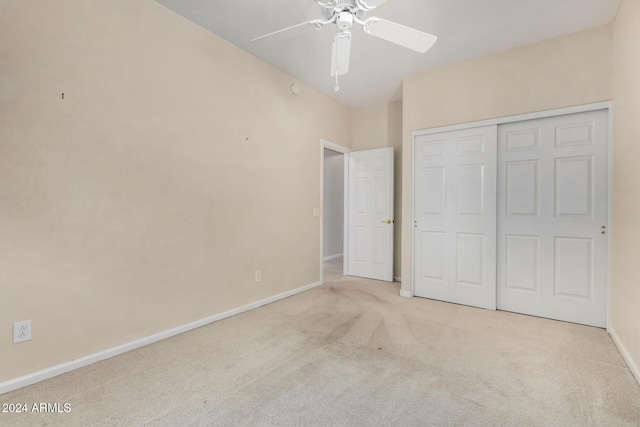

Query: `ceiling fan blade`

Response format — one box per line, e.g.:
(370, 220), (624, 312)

(314, 0), (338, 6)
(251, 19), (327, 42)
(330, 31), (352, 76)
(355, 0), (390, 11)
(362, 18), (437, 53)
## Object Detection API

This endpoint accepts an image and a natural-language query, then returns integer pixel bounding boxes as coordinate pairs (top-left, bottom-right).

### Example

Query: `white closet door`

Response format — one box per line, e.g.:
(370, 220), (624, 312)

(413, 126), (497, 310)
(497, 110), (609, 327)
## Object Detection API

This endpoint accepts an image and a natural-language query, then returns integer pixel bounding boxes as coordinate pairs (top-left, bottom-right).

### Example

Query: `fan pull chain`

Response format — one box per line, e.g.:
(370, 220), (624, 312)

(334, 28), (340, 92)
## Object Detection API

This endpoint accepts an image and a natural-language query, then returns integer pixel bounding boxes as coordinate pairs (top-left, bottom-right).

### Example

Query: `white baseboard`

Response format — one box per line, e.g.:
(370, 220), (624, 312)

(609, 327), (640, 386)
(0, 280), (323, 396)
(394, 277), (401, 283)
(323, 253), (343, 261)
(400, 290), (413, 298)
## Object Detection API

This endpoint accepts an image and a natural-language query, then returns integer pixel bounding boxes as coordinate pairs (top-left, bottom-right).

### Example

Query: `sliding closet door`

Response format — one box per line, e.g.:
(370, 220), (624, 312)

(413, 126), (497, 310)
(496, 110), (609, 327)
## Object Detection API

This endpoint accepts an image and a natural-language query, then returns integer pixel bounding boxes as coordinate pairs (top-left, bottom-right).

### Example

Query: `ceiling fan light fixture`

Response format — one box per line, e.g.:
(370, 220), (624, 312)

(331, 30), (352, 77)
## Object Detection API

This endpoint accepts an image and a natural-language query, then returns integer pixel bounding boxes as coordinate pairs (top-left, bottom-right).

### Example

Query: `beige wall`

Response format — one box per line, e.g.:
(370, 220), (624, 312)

(0, 0), (352, 384)
(3, 0), (636, 391)
(352, 101), (403, 278)
(401, 25), (613, 293)
(612, 0), (640, 380)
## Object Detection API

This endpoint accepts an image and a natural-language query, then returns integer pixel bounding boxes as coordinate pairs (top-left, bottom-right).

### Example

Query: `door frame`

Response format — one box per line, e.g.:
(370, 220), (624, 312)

(409, 101), (613, 328)
(320, 139), (351, 284)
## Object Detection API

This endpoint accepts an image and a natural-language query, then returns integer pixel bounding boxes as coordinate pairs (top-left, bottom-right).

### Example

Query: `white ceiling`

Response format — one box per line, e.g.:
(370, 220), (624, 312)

(155, 0), (620, 109)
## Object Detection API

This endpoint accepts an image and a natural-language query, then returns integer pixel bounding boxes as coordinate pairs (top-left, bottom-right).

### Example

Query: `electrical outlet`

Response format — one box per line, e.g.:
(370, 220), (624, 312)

(255, 270), (262, 282)
(13, 320), (31, 344)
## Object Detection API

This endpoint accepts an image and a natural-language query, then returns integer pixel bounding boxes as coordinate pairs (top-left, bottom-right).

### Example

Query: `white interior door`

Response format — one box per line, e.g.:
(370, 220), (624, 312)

(497, 110), (609, 327)
(346, 147), (394, 282)
(413, 126), (497, 309)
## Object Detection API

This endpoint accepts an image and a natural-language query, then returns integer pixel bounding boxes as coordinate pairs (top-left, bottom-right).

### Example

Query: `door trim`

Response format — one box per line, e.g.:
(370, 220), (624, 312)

(412, 102), (612, 139)
(409, 101), (612, 328)
(320, 139), (351, 284)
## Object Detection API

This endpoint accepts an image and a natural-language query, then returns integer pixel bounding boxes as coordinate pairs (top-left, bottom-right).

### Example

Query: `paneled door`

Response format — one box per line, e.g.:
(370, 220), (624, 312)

(497, 110), (609, 327)
(413, 126), (497, 309)
(346, 147), (394, 282)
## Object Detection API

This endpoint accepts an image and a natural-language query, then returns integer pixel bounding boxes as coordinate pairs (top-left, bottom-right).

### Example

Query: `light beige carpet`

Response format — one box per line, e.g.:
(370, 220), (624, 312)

(2, 264), (639, 426)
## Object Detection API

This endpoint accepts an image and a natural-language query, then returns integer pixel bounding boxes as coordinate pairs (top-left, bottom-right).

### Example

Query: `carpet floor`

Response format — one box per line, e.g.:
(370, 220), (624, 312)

(1, 260), (639, 426)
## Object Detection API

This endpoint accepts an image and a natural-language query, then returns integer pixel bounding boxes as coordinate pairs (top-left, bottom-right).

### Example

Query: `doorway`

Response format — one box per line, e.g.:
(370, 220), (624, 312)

(323, 147), (345, 283)
(321, 140), (350, 284)
(320, 140), (395, 284)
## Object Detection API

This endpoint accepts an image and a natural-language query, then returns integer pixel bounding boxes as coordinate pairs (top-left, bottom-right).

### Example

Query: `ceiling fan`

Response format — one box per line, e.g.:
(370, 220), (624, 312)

(251, 0), (437, 91)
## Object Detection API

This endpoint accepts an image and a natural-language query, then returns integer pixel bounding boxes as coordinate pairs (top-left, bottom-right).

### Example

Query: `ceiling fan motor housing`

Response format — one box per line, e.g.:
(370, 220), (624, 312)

(337, 12), (354, 30)
(321, 0), (366, 20)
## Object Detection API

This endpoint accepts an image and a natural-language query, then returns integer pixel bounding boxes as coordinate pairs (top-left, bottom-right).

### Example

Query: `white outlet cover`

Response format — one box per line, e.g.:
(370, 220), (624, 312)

(13, 320), (31, 343)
